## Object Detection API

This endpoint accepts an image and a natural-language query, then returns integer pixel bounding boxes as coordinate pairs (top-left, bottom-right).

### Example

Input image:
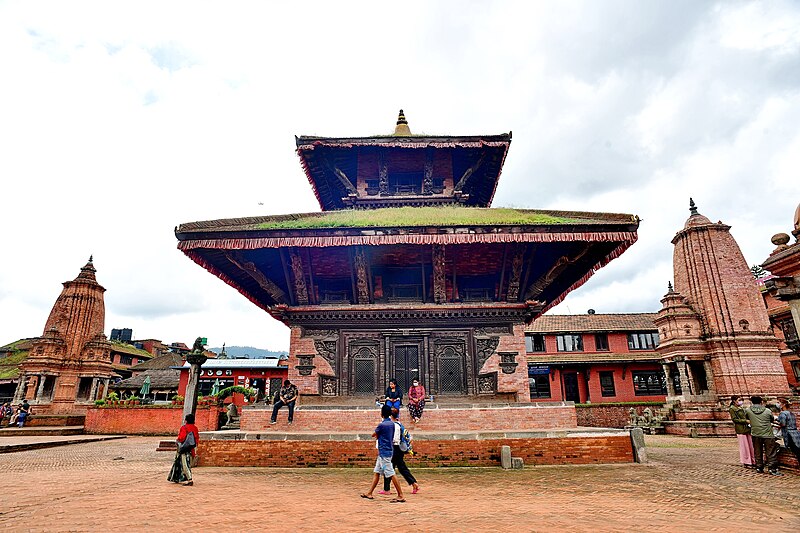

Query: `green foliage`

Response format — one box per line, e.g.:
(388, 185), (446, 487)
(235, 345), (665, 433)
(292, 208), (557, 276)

(94, 399), (106, 406)
(106, 392), (119, 402)
(172, 395), (184, 402)
(214, 386), (256, 400)
(0, 348), (30, 379)
(574, 401), (664, 408)
(256, 206), (581, 230)
(750, 264), (768, 280)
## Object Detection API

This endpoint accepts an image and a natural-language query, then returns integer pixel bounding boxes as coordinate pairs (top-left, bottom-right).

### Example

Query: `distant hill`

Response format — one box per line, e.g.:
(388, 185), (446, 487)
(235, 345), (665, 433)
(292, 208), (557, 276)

(209, 346), (288, 359)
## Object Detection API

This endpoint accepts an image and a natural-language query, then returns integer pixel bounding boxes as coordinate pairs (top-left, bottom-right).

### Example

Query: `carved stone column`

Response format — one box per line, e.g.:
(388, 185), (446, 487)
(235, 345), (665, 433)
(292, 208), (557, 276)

(89, 378), (99, 402)
(102, 378), (110, 399)
(35, 375), (47, 401)
(432, 245), (446, 304)
(675, 359), (692, 396)
(13, 374), (27, 403)
(183, 351), (208, 420)
(662, 363), (676, 397)
(702, 357), (717, 397)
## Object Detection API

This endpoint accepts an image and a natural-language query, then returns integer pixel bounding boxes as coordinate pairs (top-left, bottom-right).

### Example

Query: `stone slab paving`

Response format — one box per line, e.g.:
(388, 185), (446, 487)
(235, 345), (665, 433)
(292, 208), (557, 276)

(0, 435), (797, 532)
(0, 434), (126, 453)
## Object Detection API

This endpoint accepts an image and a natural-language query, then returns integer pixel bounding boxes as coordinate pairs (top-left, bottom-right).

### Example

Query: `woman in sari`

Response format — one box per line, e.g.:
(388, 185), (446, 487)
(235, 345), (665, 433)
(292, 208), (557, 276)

(168, 413), (199, 486)
(407, 379), (426, 423)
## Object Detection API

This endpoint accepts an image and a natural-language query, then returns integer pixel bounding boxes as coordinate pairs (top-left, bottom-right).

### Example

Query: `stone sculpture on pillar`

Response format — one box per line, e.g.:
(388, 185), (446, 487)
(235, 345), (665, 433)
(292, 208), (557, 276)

(183, 337), (208, 420)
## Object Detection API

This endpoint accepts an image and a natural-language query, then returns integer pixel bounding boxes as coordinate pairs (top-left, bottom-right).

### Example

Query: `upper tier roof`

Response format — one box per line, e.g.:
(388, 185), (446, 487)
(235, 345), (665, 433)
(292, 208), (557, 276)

(526, 312), (658, 334)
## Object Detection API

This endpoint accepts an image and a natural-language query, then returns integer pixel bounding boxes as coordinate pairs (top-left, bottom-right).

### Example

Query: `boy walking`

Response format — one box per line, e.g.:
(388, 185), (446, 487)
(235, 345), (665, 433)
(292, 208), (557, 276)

(361, 404), (405, 503)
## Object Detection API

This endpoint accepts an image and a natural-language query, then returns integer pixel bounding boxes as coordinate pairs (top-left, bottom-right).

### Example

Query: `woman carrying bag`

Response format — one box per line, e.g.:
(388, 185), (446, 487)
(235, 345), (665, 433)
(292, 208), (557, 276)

(168, 413), (200, 486)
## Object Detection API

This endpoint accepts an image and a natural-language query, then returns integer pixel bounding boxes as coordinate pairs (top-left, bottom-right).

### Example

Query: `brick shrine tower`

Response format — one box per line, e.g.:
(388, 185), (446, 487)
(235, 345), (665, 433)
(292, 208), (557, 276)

(14, 257), (115, 414)
(656, 200), (789, 434)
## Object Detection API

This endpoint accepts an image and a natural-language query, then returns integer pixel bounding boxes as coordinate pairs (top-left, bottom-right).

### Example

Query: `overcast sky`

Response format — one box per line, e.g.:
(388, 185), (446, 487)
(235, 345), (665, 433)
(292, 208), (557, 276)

(1, 1), (798, 351)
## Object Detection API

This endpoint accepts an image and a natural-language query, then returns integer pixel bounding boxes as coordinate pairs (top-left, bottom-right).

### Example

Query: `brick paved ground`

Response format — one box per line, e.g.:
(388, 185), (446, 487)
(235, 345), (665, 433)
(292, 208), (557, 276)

(0, 435), (797, 532)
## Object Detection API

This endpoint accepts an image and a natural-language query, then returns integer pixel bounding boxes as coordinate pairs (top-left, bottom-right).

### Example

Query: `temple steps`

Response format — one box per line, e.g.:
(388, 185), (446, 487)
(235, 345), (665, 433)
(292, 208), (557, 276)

(0, 425), (85, 437)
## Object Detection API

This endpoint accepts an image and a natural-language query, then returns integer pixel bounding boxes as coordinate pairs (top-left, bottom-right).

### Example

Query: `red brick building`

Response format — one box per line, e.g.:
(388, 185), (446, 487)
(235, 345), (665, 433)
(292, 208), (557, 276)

(761, 203), (800, 393)
(175, 111), (640, 403)
(525, 312), (665, 403)
(177, 358), (287, 407)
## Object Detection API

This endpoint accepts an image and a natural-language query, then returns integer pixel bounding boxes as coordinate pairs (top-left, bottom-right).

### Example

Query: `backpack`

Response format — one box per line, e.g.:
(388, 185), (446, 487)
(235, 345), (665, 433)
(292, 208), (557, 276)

(399, 424), (413, 453)
(178, 427), (196, 453)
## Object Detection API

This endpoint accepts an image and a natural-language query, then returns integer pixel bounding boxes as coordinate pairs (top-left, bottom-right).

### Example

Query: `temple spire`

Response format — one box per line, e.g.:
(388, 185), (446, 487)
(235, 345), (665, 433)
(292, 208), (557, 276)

(667, 281), (673, 292)
(689, 198), (698, 216)
(393, 109), (411, 136)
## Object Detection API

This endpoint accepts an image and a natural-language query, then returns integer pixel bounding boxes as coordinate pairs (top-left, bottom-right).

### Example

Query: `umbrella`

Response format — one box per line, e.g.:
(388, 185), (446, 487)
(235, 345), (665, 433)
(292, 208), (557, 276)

(211, 378), (221, 396)
(139, 375), (151, 398)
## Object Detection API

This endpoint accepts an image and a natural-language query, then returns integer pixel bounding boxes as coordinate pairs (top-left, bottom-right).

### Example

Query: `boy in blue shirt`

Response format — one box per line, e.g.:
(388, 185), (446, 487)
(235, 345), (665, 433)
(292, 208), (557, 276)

(360, 404), (406, 502)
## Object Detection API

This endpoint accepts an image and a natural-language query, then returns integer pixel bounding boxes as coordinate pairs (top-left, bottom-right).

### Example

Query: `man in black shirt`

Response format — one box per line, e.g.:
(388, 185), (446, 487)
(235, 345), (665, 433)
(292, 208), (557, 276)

(270, 380), (299, 425)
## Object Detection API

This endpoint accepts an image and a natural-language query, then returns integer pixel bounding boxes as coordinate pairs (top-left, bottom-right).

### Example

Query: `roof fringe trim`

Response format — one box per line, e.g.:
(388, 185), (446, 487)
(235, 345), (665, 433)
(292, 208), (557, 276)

(296, 148), (324, 210)
(178, 231), (637, 251)
(297, 140), (509, 150)
(540, 234), (638, 315)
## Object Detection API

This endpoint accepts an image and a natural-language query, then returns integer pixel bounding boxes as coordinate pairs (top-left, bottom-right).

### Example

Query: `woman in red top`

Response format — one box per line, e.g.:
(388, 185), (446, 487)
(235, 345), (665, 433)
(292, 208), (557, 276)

(168, 413), (200, 486)
(407, 379), (426, 423)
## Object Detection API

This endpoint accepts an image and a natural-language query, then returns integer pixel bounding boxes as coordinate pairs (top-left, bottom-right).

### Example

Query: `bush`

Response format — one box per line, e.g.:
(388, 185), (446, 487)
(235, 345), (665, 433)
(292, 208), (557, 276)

(106, 392), (119, 402)
(214, 386), (256, 400)
(94, 399), (106, 406)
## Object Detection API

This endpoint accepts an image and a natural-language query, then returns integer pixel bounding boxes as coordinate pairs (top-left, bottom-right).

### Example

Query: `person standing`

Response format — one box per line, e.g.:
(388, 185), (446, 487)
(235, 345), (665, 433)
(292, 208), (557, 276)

(361, 404), (405, 503)
(745, 396), (781, 476)
(379, 408), (419, 496)
(777, 399), (800, 463)
(270, 379), (299, 425)
(385, 379), (402, 410)
(728, 395), (755, 468)
(168, 413), (200, 486)
(407, 379), (426, 423)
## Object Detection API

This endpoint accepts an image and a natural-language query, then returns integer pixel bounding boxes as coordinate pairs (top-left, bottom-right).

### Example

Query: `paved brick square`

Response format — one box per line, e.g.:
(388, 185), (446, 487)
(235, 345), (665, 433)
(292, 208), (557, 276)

(0, 435), (797, 532)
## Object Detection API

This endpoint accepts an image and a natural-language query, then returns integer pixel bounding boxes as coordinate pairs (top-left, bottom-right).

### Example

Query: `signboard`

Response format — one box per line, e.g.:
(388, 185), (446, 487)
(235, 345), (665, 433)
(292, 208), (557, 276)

(528, 365), (550, 376)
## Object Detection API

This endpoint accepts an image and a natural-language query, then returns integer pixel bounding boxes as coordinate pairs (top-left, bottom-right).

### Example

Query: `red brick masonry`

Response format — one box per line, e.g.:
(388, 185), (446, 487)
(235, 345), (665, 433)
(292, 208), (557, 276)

(197, 429), (634, 467)
(84, 407), (220, 435)
(241, 402), (578, 433)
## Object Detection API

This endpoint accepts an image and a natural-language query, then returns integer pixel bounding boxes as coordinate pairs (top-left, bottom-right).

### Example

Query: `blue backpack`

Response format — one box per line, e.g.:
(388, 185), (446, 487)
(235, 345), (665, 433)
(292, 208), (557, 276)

(398, 423), (413, 453)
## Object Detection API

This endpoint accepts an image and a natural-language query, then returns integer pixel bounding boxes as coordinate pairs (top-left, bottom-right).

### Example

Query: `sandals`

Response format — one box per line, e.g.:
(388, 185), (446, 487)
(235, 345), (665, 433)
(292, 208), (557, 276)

(360, 494), (374, 500)
(390, 498), (406, 503)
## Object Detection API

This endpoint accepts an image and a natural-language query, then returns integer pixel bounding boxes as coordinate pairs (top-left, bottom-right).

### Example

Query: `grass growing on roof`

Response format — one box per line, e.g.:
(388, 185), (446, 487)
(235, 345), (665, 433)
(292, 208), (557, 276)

(256, 206), (581, 230)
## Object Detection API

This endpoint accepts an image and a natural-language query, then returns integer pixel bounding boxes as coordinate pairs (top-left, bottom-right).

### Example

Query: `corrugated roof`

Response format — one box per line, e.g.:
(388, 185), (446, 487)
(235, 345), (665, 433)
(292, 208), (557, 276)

(131, 353), (184, 370)
(527, 351), (660, 364)
(110, 342), (153, 359)
(526, 313), (658, 334)
(177, 358), (282, 370)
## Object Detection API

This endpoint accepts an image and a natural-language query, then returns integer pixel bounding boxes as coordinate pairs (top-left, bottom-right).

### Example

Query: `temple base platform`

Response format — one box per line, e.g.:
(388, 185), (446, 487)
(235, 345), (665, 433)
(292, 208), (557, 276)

(198, 401), (639, 467)
(663, 403), (736, 437)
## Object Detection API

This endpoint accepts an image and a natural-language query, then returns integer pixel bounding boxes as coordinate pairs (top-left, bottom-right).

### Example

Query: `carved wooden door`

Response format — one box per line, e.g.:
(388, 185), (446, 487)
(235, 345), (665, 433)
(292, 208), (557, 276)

(351, 346), (377, 395)
(563, 372), (580, 402)
(437, 345), (466, 394)
(393, 344), (420, 392)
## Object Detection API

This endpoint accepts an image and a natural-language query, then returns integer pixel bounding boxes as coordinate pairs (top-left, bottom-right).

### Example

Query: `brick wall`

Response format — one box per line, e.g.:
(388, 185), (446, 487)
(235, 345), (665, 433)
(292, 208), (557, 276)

(197, 434), (633, 467)
(241, 403), (577, 432)
(576, 403), (664, 428)
(84, 406), (221, 435)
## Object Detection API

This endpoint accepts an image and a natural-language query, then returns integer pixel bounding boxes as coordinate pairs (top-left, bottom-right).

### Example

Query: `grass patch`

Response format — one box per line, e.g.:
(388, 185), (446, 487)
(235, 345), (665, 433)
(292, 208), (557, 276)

(257, 206), (582, 230)
(0, 349), (29, 379)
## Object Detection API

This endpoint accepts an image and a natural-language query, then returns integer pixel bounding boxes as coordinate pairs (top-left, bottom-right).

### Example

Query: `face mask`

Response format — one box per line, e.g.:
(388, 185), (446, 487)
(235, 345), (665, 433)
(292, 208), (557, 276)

(737, 400), (744, 406)
(413, 382), (419, 386)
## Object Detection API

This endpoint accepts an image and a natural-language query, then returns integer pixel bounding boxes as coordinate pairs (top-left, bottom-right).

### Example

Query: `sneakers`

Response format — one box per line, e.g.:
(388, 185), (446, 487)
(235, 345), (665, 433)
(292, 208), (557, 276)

(756, 468), (764, 473)
(769, 470), (783, 476)
(270, 421), (277, 425)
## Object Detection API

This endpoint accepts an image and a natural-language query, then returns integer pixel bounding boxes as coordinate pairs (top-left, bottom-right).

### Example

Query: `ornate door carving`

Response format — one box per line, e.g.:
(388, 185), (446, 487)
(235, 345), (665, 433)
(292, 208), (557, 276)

(434, 339), (467, 394)
(350, 344), (378, 395)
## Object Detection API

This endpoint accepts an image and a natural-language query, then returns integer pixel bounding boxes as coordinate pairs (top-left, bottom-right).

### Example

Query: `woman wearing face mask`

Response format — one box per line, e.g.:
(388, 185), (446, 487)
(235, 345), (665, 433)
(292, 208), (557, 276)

(407, 379), (426, 423)
(729, 395), (755, 468)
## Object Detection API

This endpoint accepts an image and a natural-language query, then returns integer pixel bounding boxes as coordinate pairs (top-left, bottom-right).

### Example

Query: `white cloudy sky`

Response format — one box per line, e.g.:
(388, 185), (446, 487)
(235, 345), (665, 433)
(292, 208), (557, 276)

(1, 1), (799, 351)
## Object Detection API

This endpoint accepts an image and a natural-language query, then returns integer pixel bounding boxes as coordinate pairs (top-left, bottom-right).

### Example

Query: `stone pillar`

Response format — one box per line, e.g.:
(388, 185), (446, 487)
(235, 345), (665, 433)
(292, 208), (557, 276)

(102, 379), (110, 399)
(36, 375), (47, 401)
(662, 363), (676, 397)
(183, 352), (208, 420)
(89, 378), (99, 401)
(675, 360), (692, 397)
(13, 374), (26, 403)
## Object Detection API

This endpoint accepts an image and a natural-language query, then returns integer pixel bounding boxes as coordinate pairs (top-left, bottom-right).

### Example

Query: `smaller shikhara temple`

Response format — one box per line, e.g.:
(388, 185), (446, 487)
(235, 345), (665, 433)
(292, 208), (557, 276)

(176, 112), (639, 402)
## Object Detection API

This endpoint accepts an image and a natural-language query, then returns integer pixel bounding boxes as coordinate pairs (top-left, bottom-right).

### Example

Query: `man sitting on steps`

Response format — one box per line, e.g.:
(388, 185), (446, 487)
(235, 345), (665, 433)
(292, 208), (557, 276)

(270, 379), (299, 425)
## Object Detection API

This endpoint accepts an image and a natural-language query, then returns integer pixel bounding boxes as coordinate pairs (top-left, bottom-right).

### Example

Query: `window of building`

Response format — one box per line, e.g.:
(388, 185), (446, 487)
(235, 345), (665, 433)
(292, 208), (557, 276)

(556, 334), (583, 352)
(792, 361), (800, 381)
(119, 355), (133, 366)
(627, 332), (659, 350)
(632, 371), (667, 396)
(599, 371), (616, 397)
(525, 334), (546, 352)
(528, 367), (550, 399)
(595, 333), (609, 351)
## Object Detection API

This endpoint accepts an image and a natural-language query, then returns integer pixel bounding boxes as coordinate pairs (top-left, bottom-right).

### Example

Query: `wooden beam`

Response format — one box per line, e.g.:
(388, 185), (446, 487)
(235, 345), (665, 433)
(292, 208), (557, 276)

(278, 249), (296, 306)
(454, 153), (486, 192)
(223, 251), (287, 304)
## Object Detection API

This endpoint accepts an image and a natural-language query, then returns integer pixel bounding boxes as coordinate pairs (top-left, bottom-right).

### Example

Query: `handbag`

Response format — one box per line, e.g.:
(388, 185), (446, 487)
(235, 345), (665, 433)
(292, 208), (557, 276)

(177, 428), (196, 453)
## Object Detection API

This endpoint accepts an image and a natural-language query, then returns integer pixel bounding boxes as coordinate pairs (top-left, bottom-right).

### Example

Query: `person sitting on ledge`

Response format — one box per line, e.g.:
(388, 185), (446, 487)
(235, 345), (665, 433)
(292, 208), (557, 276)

(270, 379), (299, 425)
(385, 379), (402, 410)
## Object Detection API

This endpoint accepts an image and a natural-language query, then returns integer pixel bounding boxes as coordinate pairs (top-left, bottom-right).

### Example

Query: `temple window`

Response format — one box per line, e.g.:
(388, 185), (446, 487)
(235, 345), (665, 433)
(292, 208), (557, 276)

(119, 355), (133, 366)
(528, 370), (551, 399)
(556, 334), (583, 352)
(627, 332), (659, 350)
(599, 371), (616, 397)
(632, 371), (667, 396)
(525, 334), (545, 353)
(594, 333), (609, 351)
(388, 171), (423, 195)
(792, 361), (800, 380)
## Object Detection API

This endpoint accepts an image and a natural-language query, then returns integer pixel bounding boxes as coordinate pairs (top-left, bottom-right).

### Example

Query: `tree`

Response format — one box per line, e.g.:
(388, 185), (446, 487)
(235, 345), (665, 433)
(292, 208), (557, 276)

(750, 264), (768, 280)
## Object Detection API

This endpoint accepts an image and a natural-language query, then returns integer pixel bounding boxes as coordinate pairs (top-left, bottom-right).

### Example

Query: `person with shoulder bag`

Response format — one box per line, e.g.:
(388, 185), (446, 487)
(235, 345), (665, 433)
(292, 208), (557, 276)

(728, 395), (755, 468)
(168, 413), (199, 486)
(378, 408), (420, 496)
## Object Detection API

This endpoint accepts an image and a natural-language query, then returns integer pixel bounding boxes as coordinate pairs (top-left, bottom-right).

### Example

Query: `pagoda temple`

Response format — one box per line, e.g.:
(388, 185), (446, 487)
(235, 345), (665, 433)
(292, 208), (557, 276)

(175, 111), (639, 401)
